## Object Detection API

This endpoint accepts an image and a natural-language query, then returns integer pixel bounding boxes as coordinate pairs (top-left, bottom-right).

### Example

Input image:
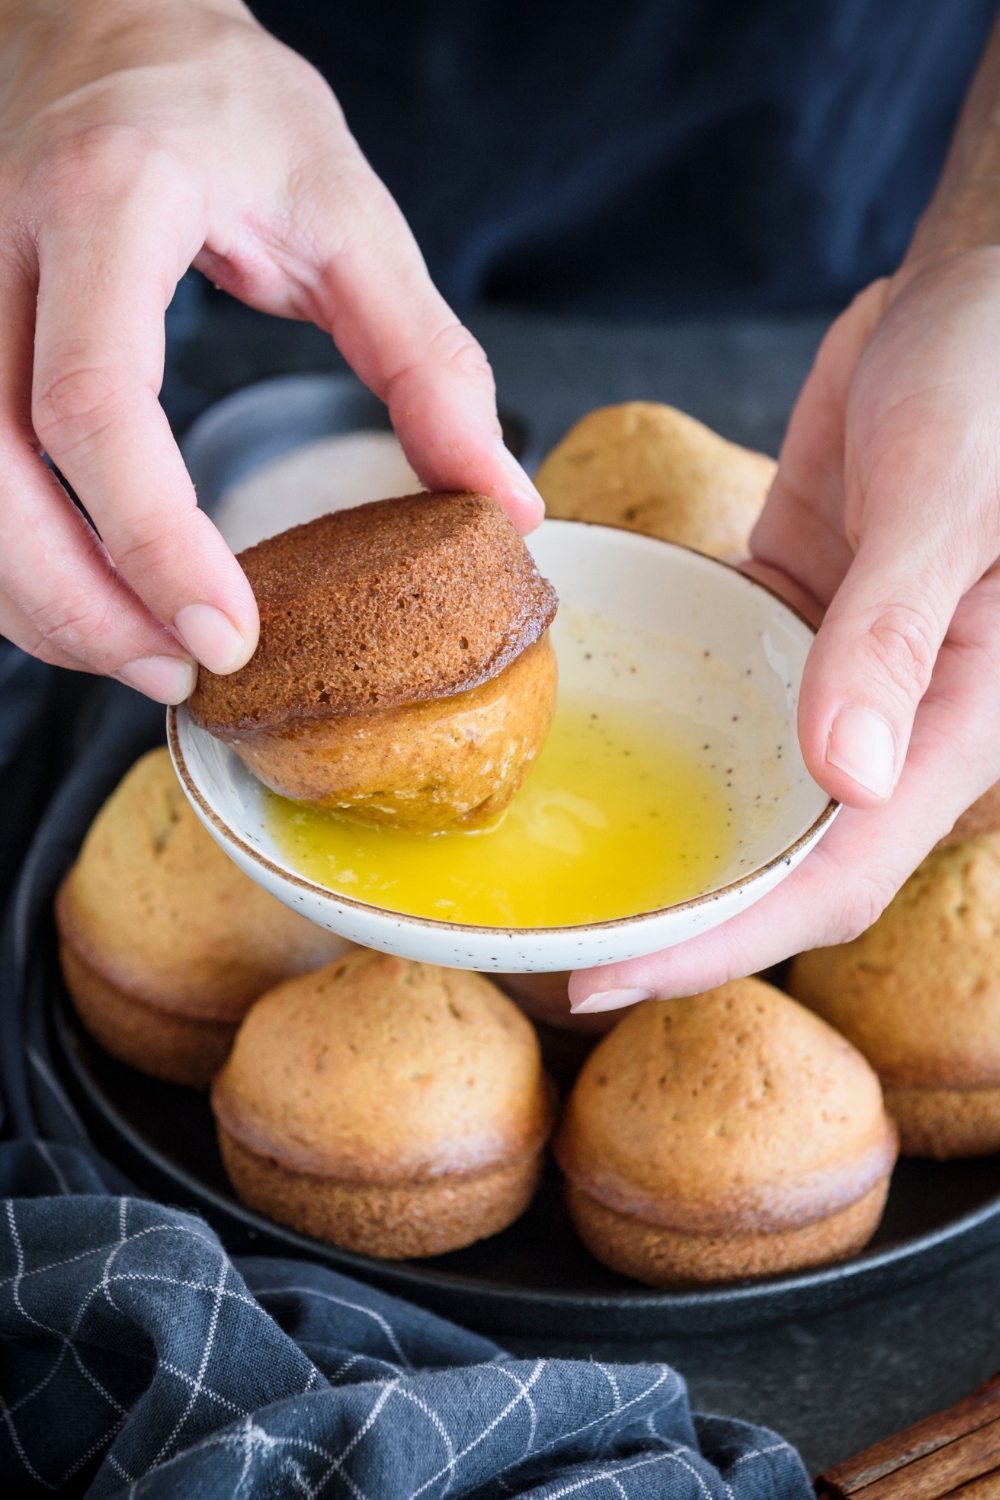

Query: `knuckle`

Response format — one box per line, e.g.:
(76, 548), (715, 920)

(33, 358), (128, 454)
(32, 640), (76, 668)
(113, 521), (191, 574)
(38, 123), (161, 205)
(428, 322), (495, 386)
(866, 604), (938, 701)
(25, 586), (115, 664)
(822, 868), (899, 946)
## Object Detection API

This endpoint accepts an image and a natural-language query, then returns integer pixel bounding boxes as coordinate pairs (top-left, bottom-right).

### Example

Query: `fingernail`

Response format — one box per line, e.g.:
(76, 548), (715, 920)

(494, 438), (545, 522)
(174, 603), (248, 674)
(826, 705), (896, 799)
(570, 987), (655, 1015)
(117, 655), (197, 704)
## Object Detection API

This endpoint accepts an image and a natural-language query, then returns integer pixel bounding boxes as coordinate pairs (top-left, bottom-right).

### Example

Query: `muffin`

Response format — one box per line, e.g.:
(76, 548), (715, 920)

(555, 978), (897, 1285)
(790, 834), (1000, 1159)
(212, 950), (555, 1257)
(189, 492), (559, 832)
(535, 402), (776, 562)
(56, 747), (352, 1088)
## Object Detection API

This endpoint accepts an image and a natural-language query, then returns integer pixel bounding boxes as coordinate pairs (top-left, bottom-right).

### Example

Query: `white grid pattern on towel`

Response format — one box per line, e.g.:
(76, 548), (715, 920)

(0, 1149), (801, 1500)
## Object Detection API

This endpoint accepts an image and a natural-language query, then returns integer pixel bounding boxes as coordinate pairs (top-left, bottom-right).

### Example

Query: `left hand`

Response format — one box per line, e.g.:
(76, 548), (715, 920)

(570, 247), (1000, 1013)
(0, 0), (542, 703)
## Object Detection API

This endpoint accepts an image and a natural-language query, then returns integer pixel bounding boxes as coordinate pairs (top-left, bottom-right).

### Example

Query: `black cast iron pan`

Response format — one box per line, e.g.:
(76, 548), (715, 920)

(27, 695), (1000, 1342)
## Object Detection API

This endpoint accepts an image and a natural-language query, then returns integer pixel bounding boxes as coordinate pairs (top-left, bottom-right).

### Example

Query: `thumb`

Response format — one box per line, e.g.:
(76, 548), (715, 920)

(793, 256), (1000, 809)
(798, 535), (957, 807)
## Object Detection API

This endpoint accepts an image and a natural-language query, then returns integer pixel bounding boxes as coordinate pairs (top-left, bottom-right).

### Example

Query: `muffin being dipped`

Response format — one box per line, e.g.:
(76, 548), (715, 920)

(189, 492), (558, 832)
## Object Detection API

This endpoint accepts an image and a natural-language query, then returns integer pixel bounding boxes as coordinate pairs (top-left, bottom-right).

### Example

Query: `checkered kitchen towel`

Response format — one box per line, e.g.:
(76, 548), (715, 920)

(0, 1140), (812, 1500)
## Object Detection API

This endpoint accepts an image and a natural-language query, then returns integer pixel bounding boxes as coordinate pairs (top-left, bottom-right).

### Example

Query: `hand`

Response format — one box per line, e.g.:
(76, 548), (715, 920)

(0, 0), (542, 702)
(570, 248), (1000, 1013)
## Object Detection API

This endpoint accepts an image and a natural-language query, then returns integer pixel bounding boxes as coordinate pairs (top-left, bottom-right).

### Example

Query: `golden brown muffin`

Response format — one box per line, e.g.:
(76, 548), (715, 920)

(221, 633), (557, 830)
(57, 748), (352, 1088)
(555, 979), (897, 1286)
(790, 834), (1000, 1159)
(535, 402), (776, 562)
(212, 950), (555, 1257)
(189, 492), (559, 831)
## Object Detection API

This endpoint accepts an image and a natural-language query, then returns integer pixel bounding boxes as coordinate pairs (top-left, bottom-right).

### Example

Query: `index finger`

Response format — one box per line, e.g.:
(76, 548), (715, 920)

(31, 151), (259, 676)
(298, 146), (544, 534)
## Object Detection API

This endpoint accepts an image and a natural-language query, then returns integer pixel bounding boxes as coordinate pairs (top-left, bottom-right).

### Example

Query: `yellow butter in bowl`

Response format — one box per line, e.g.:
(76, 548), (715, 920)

(266, 692), (736, 928)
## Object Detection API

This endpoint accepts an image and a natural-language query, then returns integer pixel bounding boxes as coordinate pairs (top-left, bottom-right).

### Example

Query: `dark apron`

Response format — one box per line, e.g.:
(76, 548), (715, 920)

(249, 0), (997, 314)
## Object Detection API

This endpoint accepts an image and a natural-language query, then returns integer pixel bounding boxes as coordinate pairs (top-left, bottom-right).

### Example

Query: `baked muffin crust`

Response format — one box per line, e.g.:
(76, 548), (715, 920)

(212, 950), (555, 1256)
(790, 836), (1000, 1093)
(882, 1084), (1000, 1160)
(189, 492), (558, 736)
(58, 748), (348, 1022)
(536, 402), (776, 563)
(790, 834), (1000, 1158)
(60, 944), (239, 1089)
(566, 1179), (890, 1286)
(555, 979), (896, 1284)
(57, 747), (351, 1087)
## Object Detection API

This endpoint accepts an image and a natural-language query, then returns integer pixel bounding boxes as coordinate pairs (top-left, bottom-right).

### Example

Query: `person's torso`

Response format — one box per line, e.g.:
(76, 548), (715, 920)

(249, 0), (997, 314)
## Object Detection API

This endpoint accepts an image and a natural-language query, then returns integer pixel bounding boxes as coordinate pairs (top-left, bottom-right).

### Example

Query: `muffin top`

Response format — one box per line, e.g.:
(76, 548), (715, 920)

(555, 978), (896, 1234)
(57, 748), (350, 1020)
(535, 402), (776, 563)
(212, 949), (554, 1183)
(791, 835), (1000, 1089)
(189, 492), (558, 735)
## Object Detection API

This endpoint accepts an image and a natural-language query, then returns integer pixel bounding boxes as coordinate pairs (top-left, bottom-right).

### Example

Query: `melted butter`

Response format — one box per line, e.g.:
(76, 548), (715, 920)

(265, 694), (737, 927)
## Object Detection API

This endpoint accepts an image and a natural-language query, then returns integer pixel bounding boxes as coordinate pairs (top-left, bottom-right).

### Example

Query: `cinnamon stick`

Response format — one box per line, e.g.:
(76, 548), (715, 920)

(816, 1373), (1000, 1500)
(940, 1470), (1000, 1499)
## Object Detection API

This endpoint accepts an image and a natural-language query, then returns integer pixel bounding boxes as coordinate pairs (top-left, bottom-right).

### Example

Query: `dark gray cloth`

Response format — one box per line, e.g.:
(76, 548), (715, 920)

(248, 0), (997, 314)
(0, 1141), (812, 1498)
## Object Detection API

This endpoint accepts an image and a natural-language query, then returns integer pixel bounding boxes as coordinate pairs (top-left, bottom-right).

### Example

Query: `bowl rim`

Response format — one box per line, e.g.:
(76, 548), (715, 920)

(168, 525), (839, 939)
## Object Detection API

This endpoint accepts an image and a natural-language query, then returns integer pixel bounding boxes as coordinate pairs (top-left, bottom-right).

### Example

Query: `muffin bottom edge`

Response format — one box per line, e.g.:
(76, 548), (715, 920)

(60, 941), (238, 1091)
(886, 1083), (1000, 1160)
(564, 1176), (891, 1287)
(217, 1125), (545, 1259)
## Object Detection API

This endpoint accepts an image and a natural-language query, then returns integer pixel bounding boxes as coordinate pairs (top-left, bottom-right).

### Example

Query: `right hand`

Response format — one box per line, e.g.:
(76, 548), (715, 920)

(0, 0), (543, 702)
(569, 250), (1000, 1013)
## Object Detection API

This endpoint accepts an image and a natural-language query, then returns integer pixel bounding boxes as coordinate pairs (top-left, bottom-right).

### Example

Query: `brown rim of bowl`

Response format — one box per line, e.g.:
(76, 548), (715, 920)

(168, 527), (839, 939)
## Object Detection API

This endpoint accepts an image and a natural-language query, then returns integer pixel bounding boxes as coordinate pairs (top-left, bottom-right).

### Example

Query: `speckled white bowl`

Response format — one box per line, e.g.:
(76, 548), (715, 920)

(168, 520), (837, 972)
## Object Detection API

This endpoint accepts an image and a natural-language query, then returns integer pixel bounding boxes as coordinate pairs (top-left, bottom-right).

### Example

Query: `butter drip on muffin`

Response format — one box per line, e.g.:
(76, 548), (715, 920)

(555, 978), (897, 1285)
(791, 834), (1000, 1159)
(56, 748), (353, 1088)
(212, 949), (555, 1257)
(536, 402), (776, 563)
(189, 492), (559, 832)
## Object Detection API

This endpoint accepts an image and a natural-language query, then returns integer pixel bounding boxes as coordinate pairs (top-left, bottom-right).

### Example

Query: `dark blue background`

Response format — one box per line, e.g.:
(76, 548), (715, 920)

(250, 0), (996, 313)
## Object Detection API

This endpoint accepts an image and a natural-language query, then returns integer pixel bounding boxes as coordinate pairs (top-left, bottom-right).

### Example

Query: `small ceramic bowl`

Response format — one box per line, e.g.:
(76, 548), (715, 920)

(169, 520), (836, 972)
